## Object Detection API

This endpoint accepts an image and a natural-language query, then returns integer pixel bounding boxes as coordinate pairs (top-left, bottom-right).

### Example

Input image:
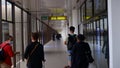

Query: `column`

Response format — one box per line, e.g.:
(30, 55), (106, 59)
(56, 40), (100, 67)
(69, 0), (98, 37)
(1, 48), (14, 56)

(108, 0), (120, 68)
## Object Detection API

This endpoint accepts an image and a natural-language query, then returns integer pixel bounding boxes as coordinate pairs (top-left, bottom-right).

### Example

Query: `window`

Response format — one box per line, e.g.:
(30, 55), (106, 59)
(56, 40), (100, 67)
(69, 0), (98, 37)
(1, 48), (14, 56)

(2, 0), (6, 20)
(2, 22), (13, 41)
(94, 0), (106, 14)
(15, 6), (22, 52)
(86, 0), (93, 20)
(81, 4), (85, 22)
(7, 2), (12, 21)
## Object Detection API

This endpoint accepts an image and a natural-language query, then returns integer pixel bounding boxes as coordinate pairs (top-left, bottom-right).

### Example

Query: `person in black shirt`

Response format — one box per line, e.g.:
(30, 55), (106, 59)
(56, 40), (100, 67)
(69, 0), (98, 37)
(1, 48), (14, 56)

(24, 32), (45, 68)
(71, 34), (92, 68)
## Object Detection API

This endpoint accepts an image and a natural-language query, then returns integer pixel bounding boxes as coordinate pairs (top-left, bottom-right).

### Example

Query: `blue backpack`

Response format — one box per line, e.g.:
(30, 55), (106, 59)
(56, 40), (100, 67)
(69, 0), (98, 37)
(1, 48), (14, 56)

(0, 45), (7, 63)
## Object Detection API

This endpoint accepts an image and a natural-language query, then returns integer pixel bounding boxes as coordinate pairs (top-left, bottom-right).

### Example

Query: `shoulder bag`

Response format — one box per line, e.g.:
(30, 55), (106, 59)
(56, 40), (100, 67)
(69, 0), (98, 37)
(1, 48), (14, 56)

(27, 44), (39, 64)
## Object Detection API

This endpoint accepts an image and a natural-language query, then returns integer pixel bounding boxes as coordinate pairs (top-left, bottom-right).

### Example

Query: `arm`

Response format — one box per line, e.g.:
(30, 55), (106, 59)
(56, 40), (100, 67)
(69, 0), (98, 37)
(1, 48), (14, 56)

(71, 43), (77, 63)
(41, 45), (45, 62)
(7, 46), (14, 57)
(85, 43), (92, 55)
(24, 45), (30, 59)
(64, 36), (69, 45)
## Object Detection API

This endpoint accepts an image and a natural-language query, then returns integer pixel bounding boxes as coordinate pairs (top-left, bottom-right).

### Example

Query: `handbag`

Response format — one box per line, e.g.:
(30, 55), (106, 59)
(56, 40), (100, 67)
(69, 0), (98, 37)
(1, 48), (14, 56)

(86, 53), (94, 63)
(27, 44), (39, 64)
(84, 42), (94, 63)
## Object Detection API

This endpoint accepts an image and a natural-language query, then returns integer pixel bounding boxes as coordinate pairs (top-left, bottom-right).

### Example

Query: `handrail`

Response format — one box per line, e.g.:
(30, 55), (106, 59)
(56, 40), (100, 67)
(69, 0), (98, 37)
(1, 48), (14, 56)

(40, 21), (57, 33)
(12, 52), (21, 68)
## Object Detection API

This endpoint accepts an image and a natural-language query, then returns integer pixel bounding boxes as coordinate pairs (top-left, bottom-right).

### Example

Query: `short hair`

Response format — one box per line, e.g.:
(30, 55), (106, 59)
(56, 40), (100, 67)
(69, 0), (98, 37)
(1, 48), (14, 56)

(5, 35), (13, 41)
(31, 32), (39, 40)
(69, 26), (75, 32)
(77, 34), (85, 41)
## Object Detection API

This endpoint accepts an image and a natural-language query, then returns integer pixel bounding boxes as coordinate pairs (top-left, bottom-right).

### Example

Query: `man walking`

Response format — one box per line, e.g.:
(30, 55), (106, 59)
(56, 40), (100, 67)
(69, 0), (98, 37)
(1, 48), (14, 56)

(64, 26), (77, 68)
(0, 35), (14, 68)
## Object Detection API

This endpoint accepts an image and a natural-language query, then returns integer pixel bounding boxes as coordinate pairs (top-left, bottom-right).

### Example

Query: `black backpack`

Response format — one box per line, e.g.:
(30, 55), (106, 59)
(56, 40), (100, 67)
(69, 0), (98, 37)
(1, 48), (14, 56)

(67, 34), (77, 50)
(0, 45), (7, 63)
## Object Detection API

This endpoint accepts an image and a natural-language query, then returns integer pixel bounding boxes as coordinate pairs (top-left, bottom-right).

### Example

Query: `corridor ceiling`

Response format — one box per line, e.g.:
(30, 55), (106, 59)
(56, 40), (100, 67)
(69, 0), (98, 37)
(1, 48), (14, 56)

(14, 0), (71, 32)
(39, 0), (67, 32)
(28, 0), (66, 16)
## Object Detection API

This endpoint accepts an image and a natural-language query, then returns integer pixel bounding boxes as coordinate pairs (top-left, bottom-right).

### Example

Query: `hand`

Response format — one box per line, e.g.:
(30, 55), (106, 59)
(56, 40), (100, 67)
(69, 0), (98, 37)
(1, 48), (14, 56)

(64, 41), (67, 45)
(15, 52), (20, 54)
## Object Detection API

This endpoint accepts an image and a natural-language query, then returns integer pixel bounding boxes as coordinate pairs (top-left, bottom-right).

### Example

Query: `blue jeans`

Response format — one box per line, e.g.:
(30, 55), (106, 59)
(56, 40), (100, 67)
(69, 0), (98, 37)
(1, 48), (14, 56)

(67, 50), (72, 60)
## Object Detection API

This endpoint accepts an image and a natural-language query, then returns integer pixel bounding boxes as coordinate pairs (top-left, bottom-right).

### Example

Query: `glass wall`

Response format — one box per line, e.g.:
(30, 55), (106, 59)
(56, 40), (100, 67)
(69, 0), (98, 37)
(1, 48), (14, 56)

(7, 2), (12, 21)
(23, 11), (28, 50)
(1, 0), (13, 41)
(31, 17), (37, 32)
(2, 22), (13, 41)
(79, 0), (108, 68)
(2, 0), (6, 20)
(81, 4), (85, 22)
(37, 20), (40, 32)
(86, 0), (93, 20)
(94, 0), (106, 14)
(15, 6), (22, 52)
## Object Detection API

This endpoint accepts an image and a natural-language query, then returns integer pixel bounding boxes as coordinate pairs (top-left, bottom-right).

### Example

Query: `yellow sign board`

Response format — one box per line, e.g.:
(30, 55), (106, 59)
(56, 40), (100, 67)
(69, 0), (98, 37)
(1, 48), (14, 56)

(50, 8), (64, 13)
(50, 16), (67, 20)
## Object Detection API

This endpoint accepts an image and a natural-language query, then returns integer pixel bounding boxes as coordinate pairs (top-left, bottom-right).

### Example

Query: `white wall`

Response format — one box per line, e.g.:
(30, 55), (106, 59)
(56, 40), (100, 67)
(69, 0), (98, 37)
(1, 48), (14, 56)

(108, 0), (120, 68)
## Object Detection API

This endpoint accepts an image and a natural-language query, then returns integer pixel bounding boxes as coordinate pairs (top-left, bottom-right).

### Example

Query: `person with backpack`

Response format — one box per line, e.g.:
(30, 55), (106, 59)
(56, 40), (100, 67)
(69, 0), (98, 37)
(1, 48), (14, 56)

(64, 26), (77, 68)
(0, 35), (14, 68)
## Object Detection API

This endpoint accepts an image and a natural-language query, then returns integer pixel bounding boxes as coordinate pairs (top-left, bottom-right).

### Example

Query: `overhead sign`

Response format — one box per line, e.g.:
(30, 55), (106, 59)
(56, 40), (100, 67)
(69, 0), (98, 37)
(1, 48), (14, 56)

(50, 16), (67, 20)
(41, 16), (48, 20)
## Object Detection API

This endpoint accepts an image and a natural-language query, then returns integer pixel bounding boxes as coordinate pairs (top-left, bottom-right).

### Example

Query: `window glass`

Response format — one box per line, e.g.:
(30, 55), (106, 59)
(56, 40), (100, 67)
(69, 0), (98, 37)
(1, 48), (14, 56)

(2, 0), (6, 20)
(86, 0), (92, 20)
(93, 21), (96, 44)
(15, 6), (21, 22)
(94, 0), (106, 14)
(37, 20), (40, 32)
(2, 22), (13, 41)
(100, 19), (104, 49)
(104, 18), (108, 31)
(81, 4), (85, 22)
(23, 11), (28, 50)
(15, 6), (22, 52)
(90, 23), (93, 41)
(7, 2), (12, 21)
(31, 17), (37, 32)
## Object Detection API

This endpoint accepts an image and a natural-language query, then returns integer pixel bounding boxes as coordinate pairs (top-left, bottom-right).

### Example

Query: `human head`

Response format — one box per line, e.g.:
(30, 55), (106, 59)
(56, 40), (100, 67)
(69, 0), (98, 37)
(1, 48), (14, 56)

(31, 32), (39, 42)
(77, 34), (85, 42)
(5, 35), (13, 41)
(4, 35), (13, 45)
(69, 26), (75, 33)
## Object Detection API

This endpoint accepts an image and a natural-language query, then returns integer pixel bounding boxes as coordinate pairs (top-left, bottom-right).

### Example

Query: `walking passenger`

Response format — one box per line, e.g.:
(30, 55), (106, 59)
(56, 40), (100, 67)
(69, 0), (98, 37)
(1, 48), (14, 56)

(71, 34), (93, 68)
(24, 32), (45, 68)
(64, 26), (77, 68)
(0, 35), (14, 68)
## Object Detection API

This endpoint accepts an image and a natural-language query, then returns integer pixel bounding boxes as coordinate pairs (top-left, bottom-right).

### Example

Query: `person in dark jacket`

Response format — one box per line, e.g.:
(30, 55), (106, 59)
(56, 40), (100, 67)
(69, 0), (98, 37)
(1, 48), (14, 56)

(24, 32), (45, 68)
(71, 34), (92, 68)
